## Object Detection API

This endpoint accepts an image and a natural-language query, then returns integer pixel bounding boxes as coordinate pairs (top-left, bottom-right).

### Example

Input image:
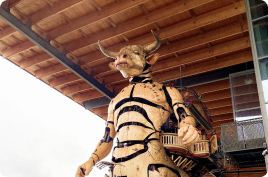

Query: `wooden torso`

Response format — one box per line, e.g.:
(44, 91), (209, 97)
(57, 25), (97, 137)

(112, 82), (171, 142)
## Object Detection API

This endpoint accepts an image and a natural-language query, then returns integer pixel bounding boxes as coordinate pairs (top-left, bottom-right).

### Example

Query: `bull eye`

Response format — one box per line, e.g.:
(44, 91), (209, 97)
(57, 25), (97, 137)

(134, 51), (140, 55)
(123, 54), (128, 58)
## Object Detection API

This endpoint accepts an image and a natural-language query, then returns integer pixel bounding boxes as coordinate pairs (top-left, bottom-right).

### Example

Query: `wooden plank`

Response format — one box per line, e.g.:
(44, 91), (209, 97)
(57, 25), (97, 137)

(210, 105), (233, 116)
(72, 0), (246, 65)
(152, 37), (250, 73)
(223, 172), (267, 177)
(4, 0), (20, 8)
(91, 105), (108, 115)
(2, 0), (147, 57)
(201, 89), (231, 102)
(213, 119), (233, 127)
(205, 98), (232, 109)
(47, 20), (248, 88)
(61, 82), (91, 95)
(19, 0), (245, 71)
(0, 0), (83, 40)
(189, 79), (230, 94)
(211, 113), (234, 122)
(104, 37), (251, 85)
(152, 50), (253, 86)
(72, 50), (252, 103)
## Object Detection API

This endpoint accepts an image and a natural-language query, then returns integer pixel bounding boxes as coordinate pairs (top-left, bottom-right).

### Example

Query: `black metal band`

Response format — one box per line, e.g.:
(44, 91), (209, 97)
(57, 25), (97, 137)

(115, 97), (169, 113)
(92, 153), (100, 161)
(148, 164), (181, 177)
(112, 138), (158, 163)
(80, 167), (85, 175)
(162, 85), (172, 109)
(117, 121), (154, 132)
(107, 121), (114, 124)
(117, 105), (156, 130)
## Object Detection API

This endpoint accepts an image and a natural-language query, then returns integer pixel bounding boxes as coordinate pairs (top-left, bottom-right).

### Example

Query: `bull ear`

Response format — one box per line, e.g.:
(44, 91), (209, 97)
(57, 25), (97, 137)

(109, 62), (117, 71)
(146, 53), (159, 65)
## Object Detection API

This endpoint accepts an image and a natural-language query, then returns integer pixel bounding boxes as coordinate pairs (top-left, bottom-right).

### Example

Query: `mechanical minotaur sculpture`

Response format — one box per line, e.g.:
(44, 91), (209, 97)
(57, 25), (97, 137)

(76, 31), (200, 177)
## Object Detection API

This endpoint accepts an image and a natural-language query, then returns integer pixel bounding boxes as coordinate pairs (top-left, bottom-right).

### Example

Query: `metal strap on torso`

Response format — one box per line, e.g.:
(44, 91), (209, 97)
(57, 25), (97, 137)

(112, 132), (158, 163)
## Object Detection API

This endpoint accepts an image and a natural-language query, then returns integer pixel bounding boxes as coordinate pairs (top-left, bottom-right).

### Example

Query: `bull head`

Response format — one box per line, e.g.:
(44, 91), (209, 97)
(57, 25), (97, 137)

(98, 31), (161, 78)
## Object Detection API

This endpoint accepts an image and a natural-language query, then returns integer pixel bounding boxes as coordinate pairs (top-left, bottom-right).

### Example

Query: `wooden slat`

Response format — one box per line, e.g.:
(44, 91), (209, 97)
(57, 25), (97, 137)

(205, 98), (232, 109)
(210, 105), (233, 116)
(48, 19), (248, 89)
(211, 113), (234, 122)
(78, 0), (246, 67)
(103, 37), (250, 86)
(0, 0), (84, 40)
(153, 50), (253, 86)
(73, 50), (252, 103)
(19, 0), (218, 70)
(91, 105), (108, 116)
(190, 79), (230, 94)
(213, 119), (233, 127)
(2, 0), (147, 57)
(20, 0), (245, 74)
(202, 89), (231, 102)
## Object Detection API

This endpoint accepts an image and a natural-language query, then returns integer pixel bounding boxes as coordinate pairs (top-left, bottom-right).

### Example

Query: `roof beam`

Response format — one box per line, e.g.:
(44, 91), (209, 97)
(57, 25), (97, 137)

(48, 20), (248, 88)
(103, 37), (251, 85)
(0, 0), (83, 40)
(81, 52), (252, 108)
(18, 0), (243, 71)
(0, 6), (115, 99)
(1, 0), (147, 57)
(1, 0), (20, 9)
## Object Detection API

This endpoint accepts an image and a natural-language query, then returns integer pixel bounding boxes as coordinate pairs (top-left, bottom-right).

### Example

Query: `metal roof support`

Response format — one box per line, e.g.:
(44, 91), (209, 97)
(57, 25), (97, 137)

(83, 97), (111, 109)
(0, 6), (115, 99)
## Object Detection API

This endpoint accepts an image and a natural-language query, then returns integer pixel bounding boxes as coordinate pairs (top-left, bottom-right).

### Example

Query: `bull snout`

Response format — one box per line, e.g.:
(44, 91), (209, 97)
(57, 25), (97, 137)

(115, 54), (129, 67)
(116, 54), (129, 60)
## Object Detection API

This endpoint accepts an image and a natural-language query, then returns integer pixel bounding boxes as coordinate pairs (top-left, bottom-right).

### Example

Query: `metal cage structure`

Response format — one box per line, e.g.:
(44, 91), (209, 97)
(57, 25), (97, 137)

(221, 118), (266, 168)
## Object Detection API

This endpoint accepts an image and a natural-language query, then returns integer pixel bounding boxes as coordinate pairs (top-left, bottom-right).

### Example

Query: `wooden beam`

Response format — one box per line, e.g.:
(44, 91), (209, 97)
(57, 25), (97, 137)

(91, 105), (108, 116)
(201, 89), (231, 102)
(76, 0), (247, 66)
(47, 20), (248, 89)
(19, 0), (245, 71)
(189, 79), (230, 94)
(104, 37), (250, 86)
(211, 113), (234, 122)
(19, 0), (216, 69)
(0, 0), (83, 40)
(61, 82), (91, 95)
(2, 0), (147, 57)
(1, 0), (20, 9)
(72, 50), (252, 103)
(213, 119), (234, 127)
(153, 37), (250, 73)
(210, 105), (233, 116)
(205, 98), (232, 109)
(152, 50), (253, 86)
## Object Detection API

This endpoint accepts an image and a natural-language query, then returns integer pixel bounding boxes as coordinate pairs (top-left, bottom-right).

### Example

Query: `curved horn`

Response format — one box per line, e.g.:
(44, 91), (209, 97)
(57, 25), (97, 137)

(144, 30), (161, 55)
(98, 40), (118, 59)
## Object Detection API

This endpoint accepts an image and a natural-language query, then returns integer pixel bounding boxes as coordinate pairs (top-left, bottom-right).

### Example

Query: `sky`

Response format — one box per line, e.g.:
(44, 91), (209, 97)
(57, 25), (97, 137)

(0, 57), (112, 177)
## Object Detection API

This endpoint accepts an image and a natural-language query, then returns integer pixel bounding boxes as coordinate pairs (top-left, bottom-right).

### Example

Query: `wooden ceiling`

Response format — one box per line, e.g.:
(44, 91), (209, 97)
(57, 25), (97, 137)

(0, 0), (254, 134)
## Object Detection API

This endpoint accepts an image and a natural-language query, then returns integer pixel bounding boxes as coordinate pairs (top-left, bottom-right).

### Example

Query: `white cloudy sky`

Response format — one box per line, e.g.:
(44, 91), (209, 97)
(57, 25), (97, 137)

(0, 57), (112, 177)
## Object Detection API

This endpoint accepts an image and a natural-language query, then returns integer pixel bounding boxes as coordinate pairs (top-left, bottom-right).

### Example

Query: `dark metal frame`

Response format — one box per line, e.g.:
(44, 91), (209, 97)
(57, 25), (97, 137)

(0, 5), (115, 101)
